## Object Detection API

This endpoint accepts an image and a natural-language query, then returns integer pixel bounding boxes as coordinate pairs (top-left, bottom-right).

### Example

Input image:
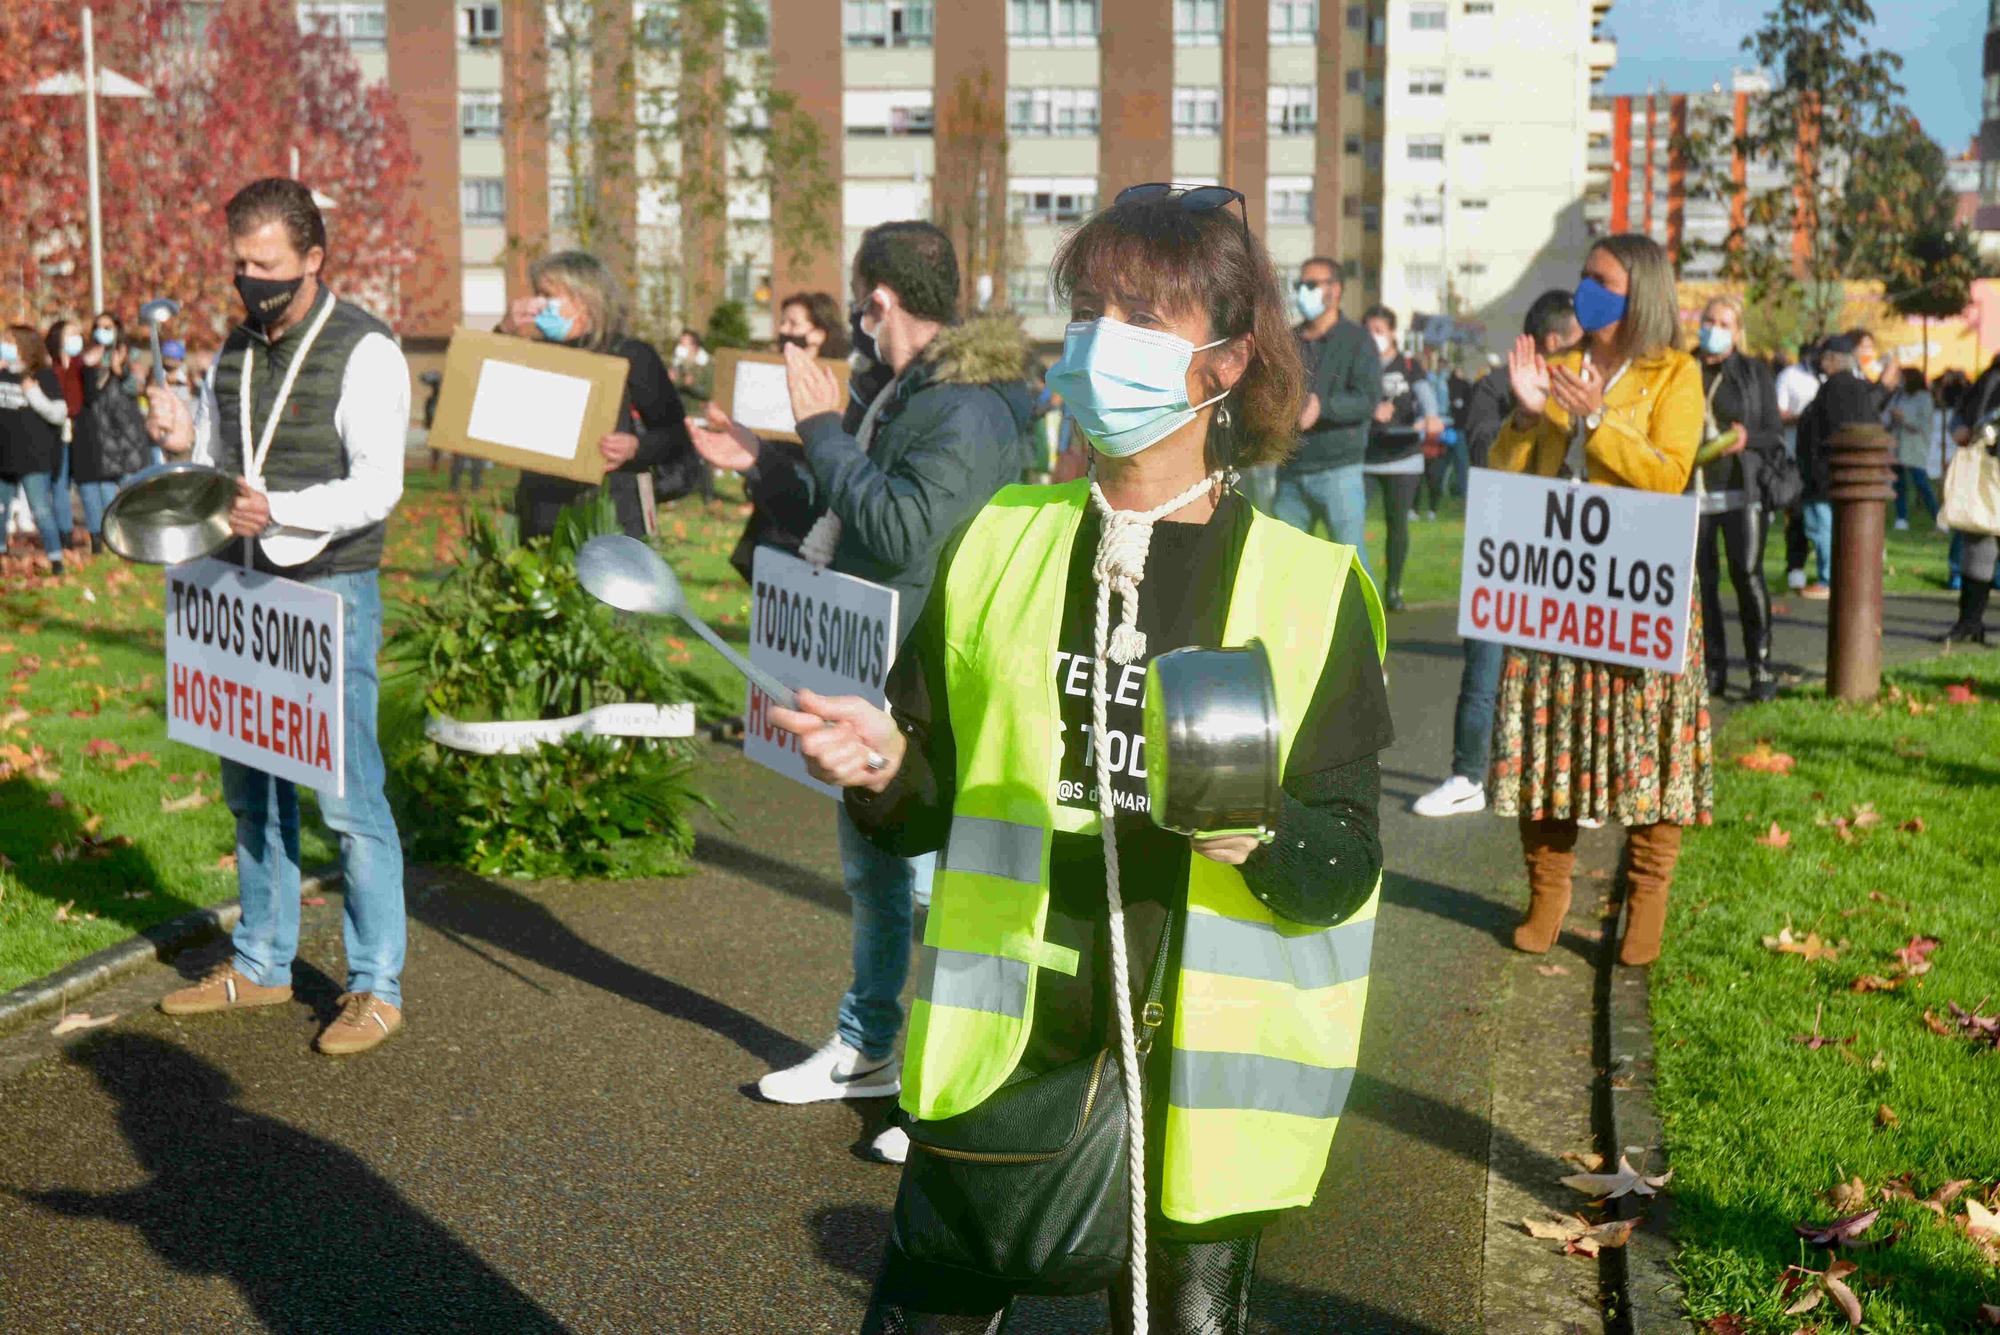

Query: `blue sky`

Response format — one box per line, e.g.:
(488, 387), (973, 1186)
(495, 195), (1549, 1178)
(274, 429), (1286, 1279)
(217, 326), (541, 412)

(1600, 0), (1983, 152)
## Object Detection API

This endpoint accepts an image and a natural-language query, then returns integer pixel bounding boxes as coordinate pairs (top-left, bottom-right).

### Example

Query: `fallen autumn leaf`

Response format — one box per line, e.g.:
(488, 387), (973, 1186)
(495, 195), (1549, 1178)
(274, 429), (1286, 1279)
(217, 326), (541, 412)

(50, 1012), (118, 1036)
(1560, 1154), (1671, 1199)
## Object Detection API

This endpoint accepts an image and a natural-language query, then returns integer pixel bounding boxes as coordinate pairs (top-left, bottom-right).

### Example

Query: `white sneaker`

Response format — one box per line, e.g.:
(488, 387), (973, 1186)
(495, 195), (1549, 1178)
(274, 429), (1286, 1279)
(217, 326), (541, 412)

(1412, 775), (1486, 817)
(1406, 509), (1421, 521)
(1578, 816), (1605, 830)
(1426, 510), (1438, 521)
(757, 1036), (901, 1104)
(1786, 568), (1808, 592)
(1893, 518), (1910, 531)
(870, 1125), (911, 1164)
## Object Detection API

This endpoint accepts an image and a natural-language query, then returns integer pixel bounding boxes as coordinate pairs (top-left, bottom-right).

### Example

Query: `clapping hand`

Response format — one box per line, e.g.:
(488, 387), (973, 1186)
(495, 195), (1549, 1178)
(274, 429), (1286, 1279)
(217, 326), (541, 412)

(1507, 334), (1550, 420)
(782, 341), (845, 424)
(1548, 360), (1604, 421)
(687, 401), (760, 472)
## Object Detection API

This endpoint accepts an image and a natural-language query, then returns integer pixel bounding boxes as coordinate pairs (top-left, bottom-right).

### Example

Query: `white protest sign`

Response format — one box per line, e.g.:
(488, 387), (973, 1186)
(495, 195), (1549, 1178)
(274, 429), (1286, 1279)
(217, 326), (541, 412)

(1457, 468), (1699, 674)
(746, 547), (899, 797)
(165, 558), (345, 795)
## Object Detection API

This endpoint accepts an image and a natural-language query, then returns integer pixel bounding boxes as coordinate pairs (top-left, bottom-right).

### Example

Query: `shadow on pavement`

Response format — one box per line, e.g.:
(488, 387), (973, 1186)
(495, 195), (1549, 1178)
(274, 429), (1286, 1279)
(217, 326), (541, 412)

(408, 869), (815, 1071)
(9, 1032), (568, 1335)
(696, 831), (853, 916)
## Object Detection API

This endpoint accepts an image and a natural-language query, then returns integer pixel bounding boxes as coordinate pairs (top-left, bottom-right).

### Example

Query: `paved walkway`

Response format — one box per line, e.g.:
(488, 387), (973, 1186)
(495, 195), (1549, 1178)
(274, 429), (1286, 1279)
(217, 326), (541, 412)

(0, 588), (1960, 1333)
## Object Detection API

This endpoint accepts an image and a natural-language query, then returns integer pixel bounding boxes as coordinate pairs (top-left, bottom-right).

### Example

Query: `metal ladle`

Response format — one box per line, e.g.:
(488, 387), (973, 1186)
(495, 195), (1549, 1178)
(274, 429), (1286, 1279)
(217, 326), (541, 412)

(575, 534), (799, 709)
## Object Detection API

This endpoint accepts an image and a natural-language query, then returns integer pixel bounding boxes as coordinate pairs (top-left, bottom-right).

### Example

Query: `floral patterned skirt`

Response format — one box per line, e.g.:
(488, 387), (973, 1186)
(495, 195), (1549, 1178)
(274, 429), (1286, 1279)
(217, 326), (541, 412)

(1488, 613), (1715, 827)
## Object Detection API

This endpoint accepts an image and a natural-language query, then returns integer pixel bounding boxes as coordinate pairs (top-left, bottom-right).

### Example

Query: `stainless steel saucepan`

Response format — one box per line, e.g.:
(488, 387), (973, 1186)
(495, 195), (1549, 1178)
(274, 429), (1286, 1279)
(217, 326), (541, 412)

(101, 462), (239, 565)
(1143, 640), (1282, 841)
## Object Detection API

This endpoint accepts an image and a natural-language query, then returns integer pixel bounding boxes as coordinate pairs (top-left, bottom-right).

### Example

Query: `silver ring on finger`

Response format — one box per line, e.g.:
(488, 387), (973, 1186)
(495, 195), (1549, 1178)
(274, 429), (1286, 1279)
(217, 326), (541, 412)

(864, 753), (888, 773)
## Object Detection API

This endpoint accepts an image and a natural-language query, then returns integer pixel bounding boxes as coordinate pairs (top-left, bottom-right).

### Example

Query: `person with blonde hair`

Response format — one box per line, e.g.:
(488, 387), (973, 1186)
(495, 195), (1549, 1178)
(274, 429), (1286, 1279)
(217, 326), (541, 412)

(1489, 233), (1713, 968)
(505, 250), (699, 539)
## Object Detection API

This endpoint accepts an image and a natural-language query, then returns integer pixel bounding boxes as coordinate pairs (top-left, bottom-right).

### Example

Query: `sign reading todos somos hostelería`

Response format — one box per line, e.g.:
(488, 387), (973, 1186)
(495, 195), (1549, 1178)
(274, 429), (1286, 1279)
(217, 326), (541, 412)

(1457, 468), (1700, 674)
(746, 547), (898, 798)
(165, 559), (345, 796)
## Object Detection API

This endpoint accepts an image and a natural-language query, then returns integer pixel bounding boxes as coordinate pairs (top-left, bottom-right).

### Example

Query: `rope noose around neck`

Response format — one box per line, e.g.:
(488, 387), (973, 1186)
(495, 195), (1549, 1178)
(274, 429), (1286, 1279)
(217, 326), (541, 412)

(1086, 466), (1225, 1334)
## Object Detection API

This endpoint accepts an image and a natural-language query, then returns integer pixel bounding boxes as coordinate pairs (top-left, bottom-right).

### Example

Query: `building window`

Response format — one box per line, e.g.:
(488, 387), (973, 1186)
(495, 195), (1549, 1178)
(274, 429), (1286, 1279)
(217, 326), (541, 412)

(1344, 68), (1362, 93)
(1008, 86), (1100, 137)
(1404, 262), (1443, 297)
(1986, 73), (2000, 121)
(1268, 85), (1315, 135)
(1364, 141), (1382, 168)
(844, 0), (933, 48)
(1459, 196), (1488, 210)
(1343, 196), (1361, 217)
(460, 91), (502, 138)
(1403, 194), (1442, 227)
(550, 179), (578, 225)
(1271, 0), (1317, 43)
(1009, 268), (1059, 314)
(1175, 0), (1222, 44)
(731, 0), (771, 48)
(1268, 177), (1313, 224)
(1173, 86), (1222, 137)
(1011, 179), (1098, 224)
(1009, 0), (1100, 46)
(1365, 76), (1384, 108)
(462, 177), (505, 223)
(1361, 203), (1380, 233)
(1408, 68), (1444, 97)
(1463, 0), (1493, 11)
(459, 1), (501, 43)
(1460, 130), (1491, 145)
(300, 2), (386, 47)
(1344, 132), (1362, 155)
(1983, 159), (2000, 204)
(1407, 134), (1444, 161)
(1345, 4), (1364, 28)
(1458, 260), (1488, 275)
(1462, 65), (1493, 80)
(1410, 2), (1446, 30)
(845, 88), (935, 137)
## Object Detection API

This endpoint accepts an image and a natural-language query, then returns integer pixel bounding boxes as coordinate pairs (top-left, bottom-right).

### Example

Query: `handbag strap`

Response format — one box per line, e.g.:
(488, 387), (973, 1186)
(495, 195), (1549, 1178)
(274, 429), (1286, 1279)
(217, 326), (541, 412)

(1134, 910), (1177, 1058)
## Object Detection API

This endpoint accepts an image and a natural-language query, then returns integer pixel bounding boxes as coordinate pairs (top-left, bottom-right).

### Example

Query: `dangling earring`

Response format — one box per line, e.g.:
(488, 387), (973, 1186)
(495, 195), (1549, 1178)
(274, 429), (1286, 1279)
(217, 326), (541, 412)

(1214, 401), (1234, 432)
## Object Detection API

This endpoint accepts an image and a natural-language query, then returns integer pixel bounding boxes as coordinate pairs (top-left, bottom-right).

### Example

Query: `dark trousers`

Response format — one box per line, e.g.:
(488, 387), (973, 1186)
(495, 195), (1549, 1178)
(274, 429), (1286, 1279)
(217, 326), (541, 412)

(862, 1234), (1260, 1334)
(1368, 471), (1422, 595)
(1453, 636), (1507, 783)
(1783, 504), (1807, 576)
(1697, 505), (1772, 683)
(1417, 451), (1450, 513)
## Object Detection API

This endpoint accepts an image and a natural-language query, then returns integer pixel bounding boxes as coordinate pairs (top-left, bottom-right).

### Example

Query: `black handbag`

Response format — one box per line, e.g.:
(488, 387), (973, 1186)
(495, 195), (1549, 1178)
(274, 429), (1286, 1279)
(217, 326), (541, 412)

(1760, 449), (1804, 512)
(889, 915), (1175, 1297)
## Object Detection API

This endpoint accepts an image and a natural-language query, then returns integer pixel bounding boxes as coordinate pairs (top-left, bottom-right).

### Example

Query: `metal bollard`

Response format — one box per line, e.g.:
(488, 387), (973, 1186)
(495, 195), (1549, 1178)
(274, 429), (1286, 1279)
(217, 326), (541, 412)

(1826, 425), (1896, 700)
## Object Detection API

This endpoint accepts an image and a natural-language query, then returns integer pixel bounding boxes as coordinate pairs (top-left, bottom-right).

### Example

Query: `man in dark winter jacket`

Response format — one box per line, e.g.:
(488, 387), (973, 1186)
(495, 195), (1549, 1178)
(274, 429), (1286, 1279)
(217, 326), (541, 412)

(1793, 334), (1879, 598)
(1274, 258), (1380, 559)
(756, 221), (1035, 1165)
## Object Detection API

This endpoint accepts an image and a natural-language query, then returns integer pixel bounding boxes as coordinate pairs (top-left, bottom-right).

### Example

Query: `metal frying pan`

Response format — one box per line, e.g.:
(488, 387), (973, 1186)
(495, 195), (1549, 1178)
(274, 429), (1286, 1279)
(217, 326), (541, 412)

(1142, 640), (1282, 841)
(101, 462), (238, 565)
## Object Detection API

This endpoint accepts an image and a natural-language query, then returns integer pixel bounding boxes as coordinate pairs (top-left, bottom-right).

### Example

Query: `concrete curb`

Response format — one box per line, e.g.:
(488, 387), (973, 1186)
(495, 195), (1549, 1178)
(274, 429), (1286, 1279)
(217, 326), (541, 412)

(0, 869), (340, 1038)
(1604, 959), (1694, 1335)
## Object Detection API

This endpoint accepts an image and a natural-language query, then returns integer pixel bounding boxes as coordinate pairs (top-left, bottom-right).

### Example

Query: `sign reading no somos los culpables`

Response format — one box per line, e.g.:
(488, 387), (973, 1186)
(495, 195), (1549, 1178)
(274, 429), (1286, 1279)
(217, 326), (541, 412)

(1457, 468), (1700, 674)
(165, 559), (345, 795)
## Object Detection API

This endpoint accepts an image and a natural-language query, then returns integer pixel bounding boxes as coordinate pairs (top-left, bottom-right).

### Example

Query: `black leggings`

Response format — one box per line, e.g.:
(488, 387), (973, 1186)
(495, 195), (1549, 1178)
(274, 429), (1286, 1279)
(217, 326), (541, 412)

(1696, 504), (1772, 676)
(862, 1234), (1260, 1334)
(1369, 471), (1422, 594)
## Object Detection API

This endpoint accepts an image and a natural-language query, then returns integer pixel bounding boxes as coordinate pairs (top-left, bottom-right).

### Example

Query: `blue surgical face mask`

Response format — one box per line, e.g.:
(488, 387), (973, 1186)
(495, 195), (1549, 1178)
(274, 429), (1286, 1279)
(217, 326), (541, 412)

(0, 342), (17, 364)
(1295, 282), (1327, 322)
(1698, 324), (1734, 358)
(93, 327), (116, 347)
(1573, 277), (1627, 333)
(1045, 318), (1228, 459)
(62, 333), (84, 358)
(533, 302), (575, 343)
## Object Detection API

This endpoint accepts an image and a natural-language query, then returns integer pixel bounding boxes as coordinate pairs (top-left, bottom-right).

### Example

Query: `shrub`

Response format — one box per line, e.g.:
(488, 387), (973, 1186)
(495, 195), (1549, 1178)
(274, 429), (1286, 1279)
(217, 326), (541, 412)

(385, 496), (722, 880)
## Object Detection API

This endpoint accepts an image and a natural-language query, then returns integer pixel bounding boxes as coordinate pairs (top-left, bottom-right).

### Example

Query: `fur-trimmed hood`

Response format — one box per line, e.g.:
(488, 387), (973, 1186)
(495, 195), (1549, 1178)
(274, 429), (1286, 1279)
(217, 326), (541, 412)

(927, 313), (1035, 389)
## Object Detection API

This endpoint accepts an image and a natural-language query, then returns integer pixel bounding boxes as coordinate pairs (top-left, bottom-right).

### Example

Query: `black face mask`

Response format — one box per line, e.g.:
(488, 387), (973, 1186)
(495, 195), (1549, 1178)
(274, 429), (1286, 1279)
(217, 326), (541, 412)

(776, 333), (813, 352)
(236, 273), (304, 330)
(848, 301), (879, 366)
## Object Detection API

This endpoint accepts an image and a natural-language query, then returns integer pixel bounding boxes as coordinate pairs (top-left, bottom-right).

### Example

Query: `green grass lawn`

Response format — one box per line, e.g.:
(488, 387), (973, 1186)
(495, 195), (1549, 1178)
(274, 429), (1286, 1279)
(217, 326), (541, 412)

(0, 463), (757, 994)
(1652, 652), (2000, 1334)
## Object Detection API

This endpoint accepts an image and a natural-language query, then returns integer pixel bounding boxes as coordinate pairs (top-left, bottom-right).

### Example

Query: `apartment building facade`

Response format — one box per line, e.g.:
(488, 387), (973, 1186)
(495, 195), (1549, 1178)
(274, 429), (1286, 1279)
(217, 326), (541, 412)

(1376, 0), (1613, 349)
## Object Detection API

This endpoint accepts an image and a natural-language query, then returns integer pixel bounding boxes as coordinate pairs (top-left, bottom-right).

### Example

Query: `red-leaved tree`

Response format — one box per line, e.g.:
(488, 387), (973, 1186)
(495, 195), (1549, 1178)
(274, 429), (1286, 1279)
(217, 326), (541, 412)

(3, 0), (426, 351)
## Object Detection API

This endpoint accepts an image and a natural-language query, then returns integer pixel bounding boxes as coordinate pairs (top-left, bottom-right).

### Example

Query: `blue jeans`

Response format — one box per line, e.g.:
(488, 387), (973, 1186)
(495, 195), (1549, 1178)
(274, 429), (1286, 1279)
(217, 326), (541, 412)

(1453, 636), (1507, 783)
(1800, 501), (1833, 584)
(224, 570), (406, 1007)
(1893, 467), (1938, 524)
(1273, 464), (1371, 576)
(76, 479), (119, 538)
(834, 802), (935, 1060)
(0, 472), (64, 561)
(50, 443), (73, 541)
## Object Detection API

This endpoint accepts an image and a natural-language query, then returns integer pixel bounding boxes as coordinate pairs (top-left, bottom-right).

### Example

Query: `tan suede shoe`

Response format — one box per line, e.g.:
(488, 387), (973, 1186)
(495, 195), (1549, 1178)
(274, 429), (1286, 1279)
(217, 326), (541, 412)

(315, 992), (403, 1056)
(160, 961), (294, 1016)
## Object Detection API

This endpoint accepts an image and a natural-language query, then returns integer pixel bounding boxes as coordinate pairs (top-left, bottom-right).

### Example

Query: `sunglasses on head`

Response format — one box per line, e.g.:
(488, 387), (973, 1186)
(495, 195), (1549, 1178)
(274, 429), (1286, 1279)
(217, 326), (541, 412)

(1115, 182), (1252, 245)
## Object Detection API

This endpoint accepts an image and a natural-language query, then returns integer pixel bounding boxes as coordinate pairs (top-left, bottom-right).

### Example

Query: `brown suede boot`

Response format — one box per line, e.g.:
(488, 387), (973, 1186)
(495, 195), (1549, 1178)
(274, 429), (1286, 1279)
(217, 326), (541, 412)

(1514, 817), (1580, 953)
(1618, 822), (1685, 967)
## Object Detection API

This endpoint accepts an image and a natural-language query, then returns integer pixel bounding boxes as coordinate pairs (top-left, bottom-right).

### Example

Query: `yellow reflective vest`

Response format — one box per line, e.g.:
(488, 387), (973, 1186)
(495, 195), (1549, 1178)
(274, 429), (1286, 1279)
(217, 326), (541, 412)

(902, 480), (1386, 1224)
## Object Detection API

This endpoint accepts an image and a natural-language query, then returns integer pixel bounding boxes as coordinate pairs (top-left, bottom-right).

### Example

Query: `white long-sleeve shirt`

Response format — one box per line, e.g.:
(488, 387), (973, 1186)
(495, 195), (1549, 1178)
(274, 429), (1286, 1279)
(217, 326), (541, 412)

(188, 331), (409, 538)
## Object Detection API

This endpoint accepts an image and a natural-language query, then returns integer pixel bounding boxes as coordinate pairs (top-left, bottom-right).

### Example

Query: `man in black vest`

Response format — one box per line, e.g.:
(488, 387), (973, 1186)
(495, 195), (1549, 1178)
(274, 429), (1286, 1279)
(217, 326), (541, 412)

(147, 178), (410, 1056)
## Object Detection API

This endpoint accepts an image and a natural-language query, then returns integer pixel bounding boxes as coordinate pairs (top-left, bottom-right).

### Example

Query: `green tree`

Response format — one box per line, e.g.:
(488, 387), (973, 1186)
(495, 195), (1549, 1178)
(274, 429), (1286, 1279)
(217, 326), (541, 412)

(703, 299), (751, 350)
(1675, 0), (1908, 341)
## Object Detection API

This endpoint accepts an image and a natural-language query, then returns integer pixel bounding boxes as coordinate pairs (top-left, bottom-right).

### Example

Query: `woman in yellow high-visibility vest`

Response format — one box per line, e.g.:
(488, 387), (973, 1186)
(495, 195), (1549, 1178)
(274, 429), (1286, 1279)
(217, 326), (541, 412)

(771, 187), (1392, 1335)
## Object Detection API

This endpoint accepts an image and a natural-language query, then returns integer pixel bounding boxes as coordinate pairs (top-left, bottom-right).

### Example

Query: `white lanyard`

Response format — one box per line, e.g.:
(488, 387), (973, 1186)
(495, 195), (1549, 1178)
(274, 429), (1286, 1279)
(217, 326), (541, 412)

(239, 293), (337, 484)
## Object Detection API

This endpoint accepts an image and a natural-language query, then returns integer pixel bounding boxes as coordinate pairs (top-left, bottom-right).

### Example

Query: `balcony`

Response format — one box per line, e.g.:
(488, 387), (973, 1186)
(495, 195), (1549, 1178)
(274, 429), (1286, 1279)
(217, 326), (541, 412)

(1589, 36), (1618, 79)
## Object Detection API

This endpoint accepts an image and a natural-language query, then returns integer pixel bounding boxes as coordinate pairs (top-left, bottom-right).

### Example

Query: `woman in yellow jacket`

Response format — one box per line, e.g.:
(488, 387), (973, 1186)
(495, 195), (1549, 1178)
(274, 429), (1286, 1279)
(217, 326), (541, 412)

(1488, 232), (1714, 966)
